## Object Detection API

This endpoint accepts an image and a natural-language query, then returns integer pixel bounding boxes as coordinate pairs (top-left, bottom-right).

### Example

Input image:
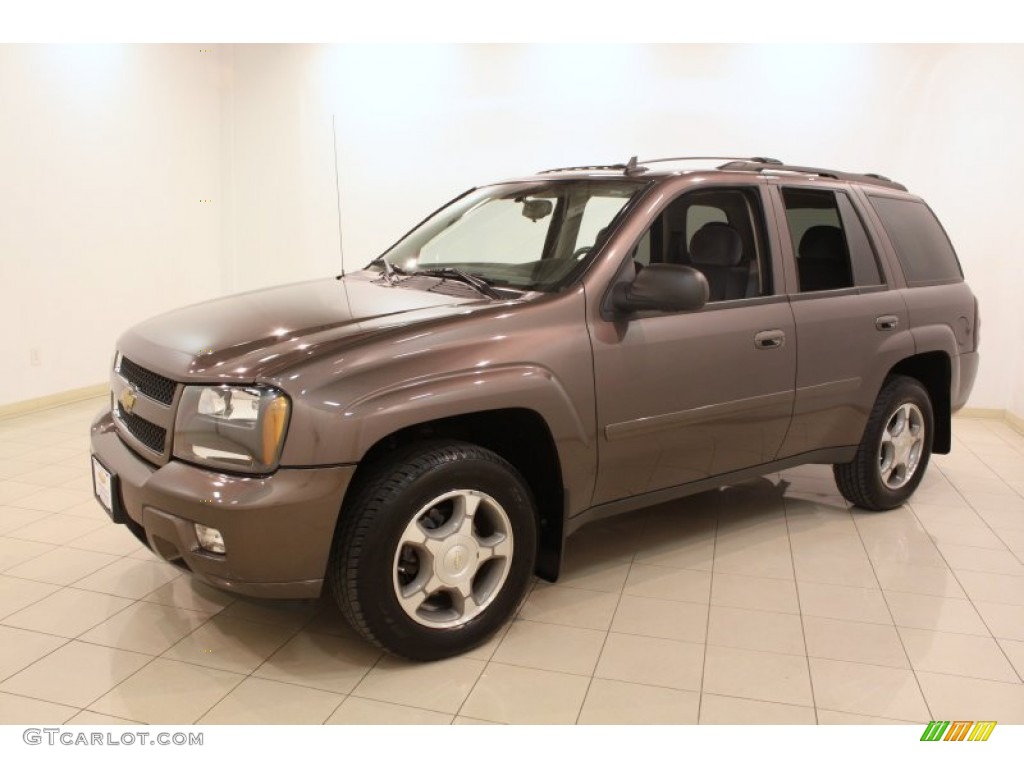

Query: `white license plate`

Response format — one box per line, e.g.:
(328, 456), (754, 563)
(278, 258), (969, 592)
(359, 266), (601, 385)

(92, 456), (113, 515)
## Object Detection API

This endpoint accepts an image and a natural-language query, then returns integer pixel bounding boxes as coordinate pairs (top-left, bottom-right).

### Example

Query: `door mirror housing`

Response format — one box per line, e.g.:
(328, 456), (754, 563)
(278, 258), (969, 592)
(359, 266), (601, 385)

(611, 264), (709, 315)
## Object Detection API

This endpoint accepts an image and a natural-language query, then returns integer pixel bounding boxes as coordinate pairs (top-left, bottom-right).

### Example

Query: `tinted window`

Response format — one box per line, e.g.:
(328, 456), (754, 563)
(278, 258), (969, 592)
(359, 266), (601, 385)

(632, 228), (652, 267)
(782, 188), (883, 292)
(835, 193), (882, 286)
(686, 204), (728, 245)
(782, 188), (852, 292)
(869, 197), (963, 285)
(635, 187), (771, 301)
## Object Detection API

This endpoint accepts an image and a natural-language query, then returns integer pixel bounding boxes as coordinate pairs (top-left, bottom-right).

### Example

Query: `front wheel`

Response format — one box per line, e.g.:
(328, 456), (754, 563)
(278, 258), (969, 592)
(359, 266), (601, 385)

(834, 375), (934, 511)
(329, 441), (537, 660)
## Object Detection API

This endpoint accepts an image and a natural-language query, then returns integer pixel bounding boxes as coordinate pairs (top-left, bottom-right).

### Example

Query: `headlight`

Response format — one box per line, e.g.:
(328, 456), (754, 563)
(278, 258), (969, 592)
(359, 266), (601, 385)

(173, 385), (291, 473)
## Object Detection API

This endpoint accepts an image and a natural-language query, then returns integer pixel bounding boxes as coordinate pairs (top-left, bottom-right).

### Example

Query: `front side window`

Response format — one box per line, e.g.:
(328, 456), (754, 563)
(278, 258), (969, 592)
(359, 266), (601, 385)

(379, 180), (647, 292)
(628, 186), (772, 302)
(782, 188), (883, 292)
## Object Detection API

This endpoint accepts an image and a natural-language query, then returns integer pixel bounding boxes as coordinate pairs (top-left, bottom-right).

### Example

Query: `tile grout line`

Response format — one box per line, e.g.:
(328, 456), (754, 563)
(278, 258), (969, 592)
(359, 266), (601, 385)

(951, 441), (1024, 568)
(782, 494), (825, 725)
(0, 548), (125, 589)
(569, 532), (636, 725)
(73, 653), (165, 723)
(0, 582), (139, 638)
(189, 614), (311, 725)
(694, 510), (719, 725)
(909, 476), (1024, 687)
(0, 633), (74, 689)
(853, 501), (933, 722)
(39, 584), (234, 721)
(445, 589), (520, 724)
(5, 570), (234, 723)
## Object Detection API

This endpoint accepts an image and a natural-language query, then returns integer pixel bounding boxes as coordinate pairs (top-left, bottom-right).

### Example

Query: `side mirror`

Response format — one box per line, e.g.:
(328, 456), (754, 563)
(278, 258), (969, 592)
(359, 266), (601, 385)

(611, 264), (709, 315)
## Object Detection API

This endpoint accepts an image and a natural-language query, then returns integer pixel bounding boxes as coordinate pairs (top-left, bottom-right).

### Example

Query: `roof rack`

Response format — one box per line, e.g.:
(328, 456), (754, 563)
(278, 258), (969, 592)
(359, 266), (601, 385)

(538, 163), (628, 174)
(639, 155), (783, 166)
(717, 159), (907, 191)
(539, 155), (780, 176)
(539, 155), (648, 175)
(538, 155), (907, 191)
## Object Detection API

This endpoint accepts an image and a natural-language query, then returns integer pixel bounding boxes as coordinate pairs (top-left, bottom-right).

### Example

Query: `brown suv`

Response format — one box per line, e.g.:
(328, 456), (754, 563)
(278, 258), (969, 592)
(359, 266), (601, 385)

(90, 156), (979, 659)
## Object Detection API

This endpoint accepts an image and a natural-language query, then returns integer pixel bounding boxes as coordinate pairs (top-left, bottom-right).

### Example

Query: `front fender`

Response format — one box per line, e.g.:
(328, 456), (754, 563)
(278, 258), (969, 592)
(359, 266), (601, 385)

(343, 365), (587, 457)
(285, 364), (597, 517)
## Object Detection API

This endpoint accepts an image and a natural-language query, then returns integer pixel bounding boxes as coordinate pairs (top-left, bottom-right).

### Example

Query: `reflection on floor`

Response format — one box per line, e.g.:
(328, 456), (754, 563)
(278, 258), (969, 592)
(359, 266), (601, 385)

(0, 397), (1023, 724)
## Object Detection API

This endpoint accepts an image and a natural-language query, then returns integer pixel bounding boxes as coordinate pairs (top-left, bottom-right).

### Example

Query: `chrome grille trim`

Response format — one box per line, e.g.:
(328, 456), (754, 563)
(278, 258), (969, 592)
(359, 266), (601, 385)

(114, 404), (167, 454)
(117, 356), (176, 406)
(110, 352), (181, 465)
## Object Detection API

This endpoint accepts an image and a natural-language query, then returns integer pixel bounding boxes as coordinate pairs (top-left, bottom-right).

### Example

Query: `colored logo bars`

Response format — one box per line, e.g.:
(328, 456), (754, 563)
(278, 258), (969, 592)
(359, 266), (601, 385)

(920, 721), (997, 742)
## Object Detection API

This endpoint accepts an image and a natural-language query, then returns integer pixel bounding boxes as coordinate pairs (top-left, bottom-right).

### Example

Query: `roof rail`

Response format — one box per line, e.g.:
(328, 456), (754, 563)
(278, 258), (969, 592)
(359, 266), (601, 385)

(538, 163), (630, 174)
(538, 155), (649, 175)
(538, 155), (907, 191)
(539, 155), (778, 176)
(717, 160), (907, 191)
(639, 155), (783, 166)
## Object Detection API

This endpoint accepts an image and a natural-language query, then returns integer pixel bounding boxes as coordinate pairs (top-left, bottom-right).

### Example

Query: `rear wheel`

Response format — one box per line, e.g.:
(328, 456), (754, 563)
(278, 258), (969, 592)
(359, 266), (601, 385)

(329, 440), (537, 660)
(834, 376), (934, 511)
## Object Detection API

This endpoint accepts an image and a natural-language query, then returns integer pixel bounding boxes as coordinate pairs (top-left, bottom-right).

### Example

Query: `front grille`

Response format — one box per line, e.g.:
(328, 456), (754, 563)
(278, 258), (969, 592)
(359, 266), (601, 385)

(119, 356), (176, 405)
(115, 404), (167, 453)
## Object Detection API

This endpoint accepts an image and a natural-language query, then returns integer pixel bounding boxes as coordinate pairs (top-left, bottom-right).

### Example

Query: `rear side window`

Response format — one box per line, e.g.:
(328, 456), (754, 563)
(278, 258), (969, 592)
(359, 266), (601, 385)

(781, 188), (882, 292)
(869, 197), (963, 285)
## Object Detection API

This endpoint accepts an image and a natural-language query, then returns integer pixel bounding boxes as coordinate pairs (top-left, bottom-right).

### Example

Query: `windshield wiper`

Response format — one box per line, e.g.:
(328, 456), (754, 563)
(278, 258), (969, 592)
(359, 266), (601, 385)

(414, 267), (502, 299)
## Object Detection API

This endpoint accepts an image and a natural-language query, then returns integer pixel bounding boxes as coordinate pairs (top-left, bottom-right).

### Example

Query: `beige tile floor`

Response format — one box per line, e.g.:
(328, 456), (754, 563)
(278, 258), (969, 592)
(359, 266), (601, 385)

(1, 397), (1023, 725)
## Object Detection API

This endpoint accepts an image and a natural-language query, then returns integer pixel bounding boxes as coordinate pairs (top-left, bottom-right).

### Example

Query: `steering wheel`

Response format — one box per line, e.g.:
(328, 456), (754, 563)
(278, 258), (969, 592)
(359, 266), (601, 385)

(573, 246), (592, 260)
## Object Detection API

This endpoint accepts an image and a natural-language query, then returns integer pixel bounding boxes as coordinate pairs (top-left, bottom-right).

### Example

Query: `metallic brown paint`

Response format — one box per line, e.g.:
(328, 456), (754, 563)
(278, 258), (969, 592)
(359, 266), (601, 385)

(89, 163), (979, 598)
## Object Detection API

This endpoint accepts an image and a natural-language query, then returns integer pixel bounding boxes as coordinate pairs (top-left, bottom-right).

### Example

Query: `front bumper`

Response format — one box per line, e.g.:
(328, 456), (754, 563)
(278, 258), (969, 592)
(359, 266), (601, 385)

(90, 409), (356, 598)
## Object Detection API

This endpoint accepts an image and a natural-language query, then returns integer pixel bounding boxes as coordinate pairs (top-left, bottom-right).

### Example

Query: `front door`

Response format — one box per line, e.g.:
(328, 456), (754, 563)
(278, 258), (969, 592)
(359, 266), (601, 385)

(588, 184), (797, 506)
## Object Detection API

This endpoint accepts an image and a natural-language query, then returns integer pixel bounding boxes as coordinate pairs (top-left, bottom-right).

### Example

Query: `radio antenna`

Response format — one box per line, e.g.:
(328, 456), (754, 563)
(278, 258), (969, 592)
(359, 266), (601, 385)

(332, 114), (351, 290)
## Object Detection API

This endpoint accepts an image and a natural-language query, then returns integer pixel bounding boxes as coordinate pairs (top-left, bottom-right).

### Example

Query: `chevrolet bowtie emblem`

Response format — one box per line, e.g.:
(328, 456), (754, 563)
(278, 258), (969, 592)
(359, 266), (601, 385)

(119, 387), (138, 414)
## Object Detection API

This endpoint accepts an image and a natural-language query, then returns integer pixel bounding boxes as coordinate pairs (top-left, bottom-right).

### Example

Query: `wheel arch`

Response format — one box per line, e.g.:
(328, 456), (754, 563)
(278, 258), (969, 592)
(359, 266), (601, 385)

(344, 407), (567, 582)
(887, 351), (952, 454)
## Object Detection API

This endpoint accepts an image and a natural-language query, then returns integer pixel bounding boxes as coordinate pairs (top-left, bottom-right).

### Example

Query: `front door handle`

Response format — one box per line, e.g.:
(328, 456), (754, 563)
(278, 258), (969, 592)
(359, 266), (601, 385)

(875, 315), (899, 331)
(754, 330), (785, 350)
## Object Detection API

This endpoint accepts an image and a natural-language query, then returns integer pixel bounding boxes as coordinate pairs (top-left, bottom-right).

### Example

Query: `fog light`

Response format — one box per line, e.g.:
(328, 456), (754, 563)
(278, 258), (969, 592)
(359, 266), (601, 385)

(195, 524), (226, 554)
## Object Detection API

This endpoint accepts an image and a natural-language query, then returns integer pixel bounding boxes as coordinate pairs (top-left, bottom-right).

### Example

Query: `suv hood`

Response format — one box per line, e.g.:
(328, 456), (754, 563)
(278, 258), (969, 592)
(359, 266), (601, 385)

(117, 275), (487, 382)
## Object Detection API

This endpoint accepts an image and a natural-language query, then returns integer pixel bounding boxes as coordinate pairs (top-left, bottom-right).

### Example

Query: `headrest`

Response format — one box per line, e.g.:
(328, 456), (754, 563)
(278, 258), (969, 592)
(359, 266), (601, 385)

(799, 225), (845, 262)
(689, 222), (743, 267)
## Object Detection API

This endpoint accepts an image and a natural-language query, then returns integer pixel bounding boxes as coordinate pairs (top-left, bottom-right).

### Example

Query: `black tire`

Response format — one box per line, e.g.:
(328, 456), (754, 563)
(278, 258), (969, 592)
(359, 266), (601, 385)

(329, 440), (537, 661)
(834, 375), (934, 511)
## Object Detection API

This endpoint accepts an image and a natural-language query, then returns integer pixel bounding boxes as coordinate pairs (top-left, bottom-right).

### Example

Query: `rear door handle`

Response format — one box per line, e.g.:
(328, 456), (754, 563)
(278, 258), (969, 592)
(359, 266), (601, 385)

(875, 315), (899, 331)
(754, 330), (785, 350)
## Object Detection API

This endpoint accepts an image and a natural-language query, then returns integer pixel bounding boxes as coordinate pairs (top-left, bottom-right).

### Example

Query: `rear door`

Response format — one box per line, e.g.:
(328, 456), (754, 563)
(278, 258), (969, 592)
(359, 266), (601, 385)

(769, 183), (915, 458)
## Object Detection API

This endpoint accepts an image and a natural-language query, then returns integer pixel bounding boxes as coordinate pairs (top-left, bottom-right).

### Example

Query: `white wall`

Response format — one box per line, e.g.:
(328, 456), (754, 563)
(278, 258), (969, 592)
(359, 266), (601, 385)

(219, 45), (341, 295)
(860, 46), (1024, 417)
(4, 44), (1023, 417)
(0, 45), (223, 404)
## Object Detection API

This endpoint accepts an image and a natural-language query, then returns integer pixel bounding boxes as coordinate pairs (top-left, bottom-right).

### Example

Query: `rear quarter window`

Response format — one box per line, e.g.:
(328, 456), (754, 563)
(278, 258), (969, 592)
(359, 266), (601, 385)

(869, 196), (963, 285)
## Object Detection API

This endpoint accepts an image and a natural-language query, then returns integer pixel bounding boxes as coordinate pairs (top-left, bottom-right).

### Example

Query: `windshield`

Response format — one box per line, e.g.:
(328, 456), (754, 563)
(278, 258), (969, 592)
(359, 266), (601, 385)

(374, 179), (648, 292)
